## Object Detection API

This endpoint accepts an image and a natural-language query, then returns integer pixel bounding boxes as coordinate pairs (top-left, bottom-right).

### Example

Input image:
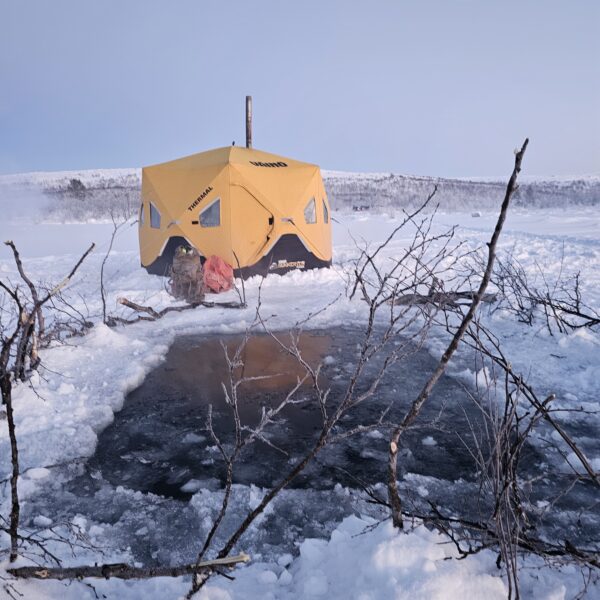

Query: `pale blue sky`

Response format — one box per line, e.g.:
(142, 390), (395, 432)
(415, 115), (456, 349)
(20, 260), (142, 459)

(1, 0), (598, 177)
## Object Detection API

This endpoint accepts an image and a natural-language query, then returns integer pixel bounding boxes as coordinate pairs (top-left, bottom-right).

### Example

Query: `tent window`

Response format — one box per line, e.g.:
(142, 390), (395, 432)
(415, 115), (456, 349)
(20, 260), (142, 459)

(139, 203), (145, 226)
(200, 198), (221, 227)
(150, 202), (161, 229)
(304, 197), (317, 224)
(322, 199), (329, 224)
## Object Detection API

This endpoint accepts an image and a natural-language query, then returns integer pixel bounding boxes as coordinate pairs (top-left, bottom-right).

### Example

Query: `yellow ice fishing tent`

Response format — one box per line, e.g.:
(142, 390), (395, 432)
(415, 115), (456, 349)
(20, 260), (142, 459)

(138, 145), (332, 278)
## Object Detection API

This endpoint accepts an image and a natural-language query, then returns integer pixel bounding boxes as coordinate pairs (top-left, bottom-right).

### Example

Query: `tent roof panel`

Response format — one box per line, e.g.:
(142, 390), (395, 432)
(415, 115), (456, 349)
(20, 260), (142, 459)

(143, 163), (229, 216)
(229, 163), (319, 215)
(144, 146), (317, 174)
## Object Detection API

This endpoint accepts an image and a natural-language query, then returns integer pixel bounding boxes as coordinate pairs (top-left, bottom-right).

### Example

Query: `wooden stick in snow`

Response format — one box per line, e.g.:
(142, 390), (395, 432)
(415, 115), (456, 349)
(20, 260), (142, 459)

(113, 296), (245, 325)
(7, 553), (250, 581)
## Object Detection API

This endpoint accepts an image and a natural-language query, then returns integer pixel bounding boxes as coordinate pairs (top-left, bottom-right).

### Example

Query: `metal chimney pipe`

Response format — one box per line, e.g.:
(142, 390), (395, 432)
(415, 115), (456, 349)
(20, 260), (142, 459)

(246, 95), (252, 149)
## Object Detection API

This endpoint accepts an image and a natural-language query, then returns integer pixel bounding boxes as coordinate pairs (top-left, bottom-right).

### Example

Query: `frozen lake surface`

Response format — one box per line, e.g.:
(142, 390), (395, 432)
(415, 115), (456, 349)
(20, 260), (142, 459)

(0, 204), (598, 597)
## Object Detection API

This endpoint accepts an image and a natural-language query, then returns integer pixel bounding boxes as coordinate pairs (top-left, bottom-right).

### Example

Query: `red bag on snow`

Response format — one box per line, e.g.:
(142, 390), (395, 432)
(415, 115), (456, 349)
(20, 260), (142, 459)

(203, 255), (234, 294)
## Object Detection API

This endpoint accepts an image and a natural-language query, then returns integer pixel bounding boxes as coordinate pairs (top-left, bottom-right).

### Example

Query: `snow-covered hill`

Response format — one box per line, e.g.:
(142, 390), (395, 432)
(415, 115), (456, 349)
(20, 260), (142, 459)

(0, 168), (141, 191)
(1, 167), (599, 223)
(324, 170), (600, 212)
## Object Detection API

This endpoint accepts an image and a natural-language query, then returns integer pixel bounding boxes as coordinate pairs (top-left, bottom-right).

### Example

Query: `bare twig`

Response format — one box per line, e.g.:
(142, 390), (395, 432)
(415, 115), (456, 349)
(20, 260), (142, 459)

(387, 139), (529, 529)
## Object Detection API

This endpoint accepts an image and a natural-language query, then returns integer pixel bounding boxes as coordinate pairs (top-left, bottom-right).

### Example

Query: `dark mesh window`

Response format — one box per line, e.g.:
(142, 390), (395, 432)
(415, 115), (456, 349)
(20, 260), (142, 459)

(304, 198), (316, 224)
(139, 203), (145, 226)
(150, 203), (161, 229)
(200, 198), (221, 227)
(322, 199), (329, 224)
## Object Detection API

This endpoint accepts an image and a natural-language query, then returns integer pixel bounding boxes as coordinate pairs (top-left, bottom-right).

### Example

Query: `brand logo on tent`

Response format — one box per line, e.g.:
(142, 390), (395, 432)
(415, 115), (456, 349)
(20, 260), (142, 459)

(269, 259), (305, 271)
(187, 186), (214, 212)
(249, 161), (288, 168)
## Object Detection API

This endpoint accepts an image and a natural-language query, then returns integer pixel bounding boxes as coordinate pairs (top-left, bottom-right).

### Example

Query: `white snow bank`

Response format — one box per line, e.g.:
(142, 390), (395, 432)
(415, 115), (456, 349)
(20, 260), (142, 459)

(9, 516), (584, 599)
(195, 516), (581, 600)
(0, 325), (169, 481)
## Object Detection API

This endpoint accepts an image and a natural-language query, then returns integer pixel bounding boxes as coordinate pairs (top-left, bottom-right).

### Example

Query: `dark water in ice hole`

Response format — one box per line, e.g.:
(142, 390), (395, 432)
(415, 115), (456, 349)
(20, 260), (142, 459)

(26, 329), (599, 563)
(91, 329), (487, 497)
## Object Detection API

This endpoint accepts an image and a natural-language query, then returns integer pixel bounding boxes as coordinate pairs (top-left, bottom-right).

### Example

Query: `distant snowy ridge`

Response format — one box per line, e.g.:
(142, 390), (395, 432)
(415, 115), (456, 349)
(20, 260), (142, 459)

(323, 170), (600, 212)
(324, 169), (600, 184)
(3, 166), (599, 189)
(0, 168), (141, 191)
(1, 167), (599, 220)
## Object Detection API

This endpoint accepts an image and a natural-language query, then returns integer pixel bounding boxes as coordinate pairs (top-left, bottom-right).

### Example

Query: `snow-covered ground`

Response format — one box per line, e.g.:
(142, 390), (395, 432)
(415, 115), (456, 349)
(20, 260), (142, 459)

(0, 183), (599, 598)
